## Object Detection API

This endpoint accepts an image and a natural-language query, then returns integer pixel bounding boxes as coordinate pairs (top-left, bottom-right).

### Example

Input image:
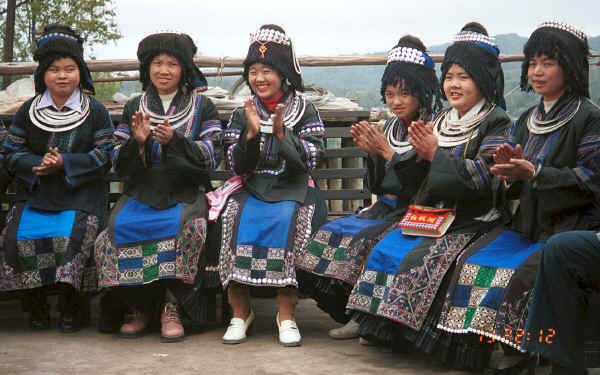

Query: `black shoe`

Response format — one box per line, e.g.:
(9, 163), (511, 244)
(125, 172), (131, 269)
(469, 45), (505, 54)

(57, 285), (82, 333)
(58, 311), (81, 333)
(30, 310), (50, 330)
(29, 289), (50, 330)
(97, 291), (126, 334)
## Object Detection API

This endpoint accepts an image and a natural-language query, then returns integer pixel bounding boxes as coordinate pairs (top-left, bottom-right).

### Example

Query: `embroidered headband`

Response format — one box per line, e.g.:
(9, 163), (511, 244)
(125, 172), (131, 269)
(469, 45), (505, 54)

(537, 20), (587, 41)
(248, 27), (301, 75)
(37, 32), (79, 48)
(387, 46), (434, 68)
(249, 28), (291, 46)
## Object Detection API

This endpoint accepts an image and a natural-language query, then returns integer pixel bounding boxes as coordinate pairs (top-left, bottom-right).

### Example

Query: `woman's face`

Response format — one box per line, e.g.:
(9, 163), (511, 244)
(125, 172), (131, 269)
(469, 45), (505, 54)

(44, 57), (80, 98)
(248, 63), (283, 101)
(149, 53), (182, 95)
(443, 64), (484, 118)
(527, 54), (567, 102)
(384, 82), (420, 120)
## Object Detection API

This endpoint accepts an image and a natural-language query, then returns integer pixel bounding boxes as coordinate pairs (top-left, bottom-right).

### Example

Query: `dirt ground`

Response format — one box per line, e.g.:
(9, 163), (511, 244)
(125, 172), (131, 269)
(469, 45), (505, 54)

(0, 296), (593, 375)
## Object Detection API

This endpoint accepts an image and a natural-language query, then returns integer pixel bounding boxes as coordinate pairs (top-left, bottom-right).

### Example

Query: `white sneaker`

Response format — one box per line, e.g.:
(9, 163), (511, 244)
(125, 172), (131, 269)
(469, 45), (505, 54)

(222, 309), (255, 344)
(276, 312), (301, 347)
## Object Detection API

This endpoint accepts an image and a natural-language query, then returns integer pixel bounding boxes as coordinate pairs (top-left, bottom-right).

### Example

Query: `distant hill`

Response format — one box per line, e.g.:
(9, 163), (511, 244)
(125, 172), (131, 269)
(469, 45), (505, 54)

(204, 33), (600, 117)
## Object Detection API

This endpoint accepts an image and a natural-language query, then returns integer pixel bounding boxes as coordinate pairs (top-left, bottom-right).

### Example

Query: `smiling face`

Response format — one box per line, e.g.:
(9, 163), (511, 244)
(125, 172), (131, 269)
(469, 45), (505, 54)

(44, 57), (80, 99)
(247, 63), (283, 100)
(384, 82), (420, 120)
(443, 64), (484, 118)
(527, 54), (567, 102)
(149, 53), (182, 95)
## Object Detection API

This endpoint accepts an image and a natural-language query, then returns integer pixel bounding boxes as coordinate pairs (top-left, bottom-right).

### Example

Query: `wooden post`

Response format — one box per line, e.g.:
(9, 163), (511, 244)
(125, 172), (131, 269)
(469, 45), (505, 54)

(2, 0), (16, 89)
(342, 136), (362, 212)
(327, 137), (343, 214)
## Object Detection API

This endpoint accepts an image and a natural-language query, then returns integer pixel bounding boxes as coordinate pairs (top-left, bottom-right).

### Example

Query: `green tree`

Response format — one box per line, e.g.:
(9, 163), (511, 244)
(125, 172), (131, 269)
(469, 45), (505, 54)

(1, 0), (121, 60)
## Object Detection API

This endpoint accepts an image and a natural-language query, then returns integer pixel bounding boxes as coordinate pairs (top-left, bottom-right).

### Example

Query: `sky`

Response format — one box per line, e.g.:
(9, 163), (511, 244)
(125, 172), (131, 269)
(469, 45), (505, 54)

(93, 0), (600, 60)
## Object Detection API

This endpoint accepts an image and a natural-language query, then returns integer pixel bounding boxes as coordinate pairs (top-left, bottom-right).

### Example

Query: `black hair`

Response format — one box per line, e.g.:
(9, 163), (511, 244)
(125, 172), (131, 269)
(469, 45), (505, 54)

(137, 33), (199, 93)
(461, 22), (489, 36)
(380, 35), (442, 119)
(33, 24), (94, 94)
(519, 27), (590, 98)
(243, 23), (304, 94)
(440, 22), (506, 108)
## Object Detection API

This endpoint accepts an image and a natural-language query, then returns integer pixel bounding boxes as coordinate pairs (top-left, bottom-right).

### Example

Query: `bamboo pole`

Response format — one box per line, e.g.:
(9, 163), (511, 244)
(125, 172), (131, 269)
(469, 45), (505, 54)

(3, 53), (598, 75)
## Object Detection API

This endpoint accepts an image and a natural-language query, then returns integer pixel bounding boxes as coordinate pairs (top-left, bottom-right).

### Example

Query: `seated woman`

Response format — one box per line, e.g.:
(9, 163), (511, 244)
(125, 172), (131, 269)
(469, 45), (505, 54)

(346, 22), (511, 369)
(295, 35), (443, 339)
(218, 24), (326, 347)
(0, 24), (113, 332)
(437, 21), (600, 370)
(94, 32), (222, 342)
(522, 231), (600, 375)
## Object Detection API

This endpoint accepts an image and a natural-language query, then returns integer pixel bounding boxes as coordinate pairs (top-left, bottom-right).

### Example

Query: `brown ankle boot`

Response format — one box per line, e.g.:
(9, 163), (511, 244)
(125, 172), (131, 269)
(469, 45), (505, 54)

(160, 303), (184, 342)
(119, 311), (147, 338)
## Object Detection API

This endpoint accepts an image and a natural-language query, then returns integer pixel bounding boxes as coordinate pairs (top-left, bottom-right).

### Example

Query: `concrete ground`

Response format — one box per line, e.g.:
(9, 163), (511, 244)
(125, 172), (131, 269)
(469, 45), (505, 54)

(0, 296), (589, 375)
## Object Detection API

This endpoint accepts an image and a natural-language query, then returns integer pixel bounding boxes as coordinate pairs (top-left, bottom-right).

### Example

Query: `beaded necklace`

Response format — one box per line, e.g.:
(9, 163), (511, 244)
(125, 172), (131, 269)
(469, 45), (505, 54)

(434, 103), (495, 147)
(139, 89), (196, 130)
(29, 93), (91, 133)
(527, 96), (581, 135)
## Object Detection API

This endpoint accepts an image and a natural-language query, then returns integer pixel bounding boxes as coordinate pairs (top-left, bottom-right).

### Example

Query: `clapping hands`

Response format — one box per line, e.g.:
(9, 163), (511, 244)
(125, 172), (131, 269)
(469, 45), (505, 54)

(32, 147), (63, 176)
(491, 144), (535, 181)
(407, 120), (438, 162)
(350, 121), (395, 162)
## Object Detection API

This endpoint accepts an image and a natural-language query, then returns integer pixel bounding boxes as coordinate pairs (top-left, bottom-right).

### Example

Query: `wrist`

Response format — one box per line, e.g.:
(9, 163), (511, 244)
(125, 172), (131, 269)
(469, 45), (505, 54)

(381, 148), (395, 162)
(424, 150), (435, 162)
(246, 129), (258, 140)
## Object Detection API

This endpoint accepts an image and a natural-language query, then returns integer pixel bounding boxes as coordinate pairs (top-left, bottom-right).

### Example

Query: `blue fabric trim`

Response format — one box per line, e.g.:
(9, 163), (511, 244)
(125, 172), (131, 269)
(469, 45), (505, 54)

(580, 166), (594, 177)
(320, 214), (385, 236)
(118, 257), (143, 270)
(37, 33), (78, 48)
(474, 42), (500, 56)
(533, 132), (559, 165)
(237, 196), (296, 248)
(114, 198), (182, 245)
(366, 228), (425, 275)
(151, 141), (161, 163)
(474, 160), (488, 187)
(158, 250), (176, 263)
(422, 52), (435, 68)
(188, 94), (203, 140)
(466, 230), (545, 269)
(17, 206), (76, 240)
(380, 196), (397, 207)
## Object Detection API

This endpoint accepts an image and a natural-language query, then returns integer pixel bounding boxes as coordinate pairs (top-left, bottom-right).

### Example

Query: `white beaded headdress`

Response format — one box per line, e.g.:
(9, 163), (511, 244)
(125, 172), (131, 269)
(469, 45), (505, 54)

(249, 27), (301, 75)
(250, 28), (291, 46)
(537, 21), (587, 41)
(387, 46), (434, 68)
(453, 31), (498, 49)
(37, 32), (79, 47)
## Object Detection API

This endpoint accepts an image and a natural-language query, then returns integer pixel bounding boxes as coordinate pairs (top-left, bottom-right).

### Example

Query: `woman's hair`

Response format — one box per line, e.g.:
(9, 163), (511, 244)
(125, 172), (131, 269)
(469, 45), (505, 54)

(33, 24), (93, 94)
(440, 22), (505, 108)
(461, 22), (489, 36)
(137, 33), (200, 93)
(380, 35), (442, 119)
(519, 24), (590, 98)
